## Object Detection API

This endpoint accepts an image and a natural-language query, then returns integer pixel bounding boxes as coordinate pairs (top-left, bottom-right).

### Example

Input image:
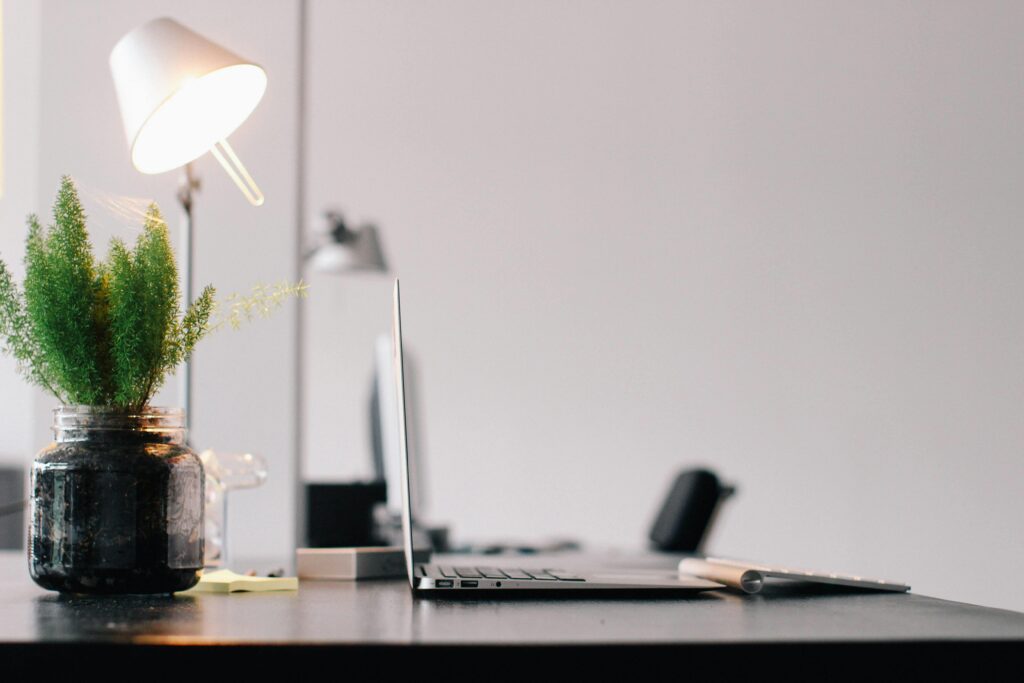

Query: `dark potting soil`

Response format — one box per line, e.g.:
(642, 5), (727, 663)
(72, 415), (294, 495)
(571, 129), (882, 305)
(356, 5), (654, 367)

(30, 431), (204, 594)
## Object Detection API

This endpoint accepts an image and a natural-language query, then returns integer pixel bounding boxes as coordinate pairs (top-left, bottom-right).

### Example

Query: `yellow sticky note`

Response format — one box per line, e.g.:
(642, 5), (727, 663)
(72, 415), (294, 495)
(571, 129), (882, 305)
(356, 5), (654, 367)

(184, 569), (299, 593)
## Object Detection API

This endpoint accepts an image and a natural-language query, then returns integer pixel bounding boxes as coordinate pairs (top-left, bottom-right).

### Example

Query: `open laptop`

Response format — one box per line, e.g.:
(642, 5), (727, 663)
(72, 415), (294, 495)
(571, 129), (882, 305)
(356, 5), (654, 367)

(392, 280), (722, 594)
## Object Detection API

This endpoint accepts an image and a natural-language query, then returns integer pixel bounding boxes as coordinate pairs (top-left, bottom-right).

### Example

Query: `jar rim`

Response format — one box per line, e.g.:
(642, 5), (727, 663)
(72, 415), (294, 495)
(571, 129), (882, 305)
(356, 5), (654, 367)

(51, 405), (186, 436)
(53, 405), (184, 420)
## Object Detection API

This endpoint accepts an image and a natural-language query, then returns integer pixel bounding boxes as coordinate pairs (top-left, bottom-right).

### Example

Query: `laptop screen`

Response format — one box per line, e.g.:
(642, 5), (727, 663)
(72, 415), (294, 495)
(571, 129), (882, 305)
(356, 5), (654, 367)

(391, 280), (421, 586)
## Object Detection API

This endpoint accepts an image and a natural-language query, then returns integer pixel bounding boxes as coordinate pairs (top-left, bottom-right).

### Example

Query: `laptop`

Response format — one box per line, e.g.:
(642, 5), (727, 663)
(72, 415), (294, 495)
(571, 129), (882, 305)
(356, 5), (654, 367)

(391, 280), (722, 594)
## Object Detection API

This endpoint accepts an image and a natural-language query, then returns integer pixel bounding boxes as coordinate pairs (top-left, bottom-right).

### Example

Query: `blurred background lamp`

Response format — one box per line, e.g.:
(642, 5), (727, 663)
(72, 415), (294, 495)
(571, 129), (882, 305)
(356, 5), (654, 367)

(110, 16), (266, 205)
(307, 211), (389, 274)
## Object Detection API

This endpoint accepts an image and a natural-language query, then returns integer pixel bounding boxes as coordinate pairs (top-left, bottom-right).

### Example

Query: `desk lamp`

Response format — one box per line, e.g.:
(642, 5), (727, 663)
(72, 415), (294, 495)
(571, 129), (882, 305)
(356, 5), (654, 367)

(110, 17), (267, 431)
(296, 211), (388, 548)
(306, 211), (388, 273)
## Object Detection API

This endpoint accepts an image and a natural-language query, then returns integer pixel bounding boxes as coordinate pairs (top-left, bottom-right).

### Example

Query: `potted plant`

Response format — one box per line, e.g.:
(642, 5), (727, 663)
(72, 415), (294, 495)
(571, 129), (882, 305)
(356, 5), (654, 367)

(0, 176), (300, 594)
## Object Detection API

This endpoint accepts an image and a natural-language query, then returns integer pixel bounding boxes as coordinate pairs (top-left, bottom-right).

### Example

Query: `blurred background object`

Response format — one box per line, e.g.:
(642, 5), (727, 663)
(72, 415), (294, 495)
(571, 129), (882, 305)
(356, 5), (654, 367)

(306, 211), (388, 274)
(649, 468), (736, 553)
(200, 450), (268, 567)
(296, 209), (390, 553)
(0, 466), (23, 550)
(304, 481), (386, 548)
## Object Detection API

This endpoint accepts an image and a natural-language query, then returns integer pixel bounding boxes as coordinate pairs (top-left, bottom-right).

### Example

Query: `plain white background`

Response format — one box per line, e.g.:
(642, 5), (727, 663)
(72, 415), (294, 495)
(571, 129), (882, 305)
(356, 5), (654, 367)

(1, 1), (1021, 612)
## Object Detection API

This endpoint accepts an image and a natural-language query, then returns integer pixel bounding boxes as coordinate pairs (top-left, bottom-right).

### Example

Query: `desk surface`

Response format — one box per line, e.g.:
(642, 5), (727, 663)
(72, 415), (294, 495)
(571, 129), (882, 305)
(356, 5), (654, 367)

(2, 551), (1022, 672)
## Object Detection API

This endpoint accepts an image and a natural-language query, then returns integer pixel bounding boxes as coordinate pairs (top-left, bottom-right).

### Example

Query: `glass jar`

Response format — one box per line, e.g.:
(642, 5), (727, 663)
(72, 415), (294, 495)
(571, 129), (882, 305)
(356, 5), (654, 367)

(29, 406), (204, 594)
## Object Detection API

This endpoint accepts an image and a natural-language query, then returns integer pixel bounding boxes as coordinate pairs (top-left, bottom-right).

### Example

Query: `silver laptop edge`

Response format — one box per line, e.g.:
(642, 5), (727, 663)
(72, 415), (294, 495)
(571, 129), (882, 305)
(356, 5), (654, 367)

(392, 280), (417, 587)
(391, 279), (721, 593)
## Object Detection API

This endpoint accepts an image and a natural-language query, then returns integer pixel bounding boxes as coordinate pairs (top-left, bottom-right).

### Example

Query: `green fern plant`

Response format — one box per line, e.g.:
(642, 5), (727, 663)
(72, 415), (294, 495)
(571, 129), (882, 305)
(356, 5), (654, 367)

(0, 176), (301, 413)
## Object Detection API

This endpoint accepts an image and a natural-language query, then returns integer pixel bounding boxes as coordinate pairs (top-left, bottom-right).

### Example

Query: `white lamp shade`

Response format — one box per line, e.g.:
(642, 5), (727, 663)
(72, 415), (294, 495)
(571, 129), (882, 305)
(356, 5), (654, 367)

(309, 225), (389, 274)
(110, 17), (267, 174)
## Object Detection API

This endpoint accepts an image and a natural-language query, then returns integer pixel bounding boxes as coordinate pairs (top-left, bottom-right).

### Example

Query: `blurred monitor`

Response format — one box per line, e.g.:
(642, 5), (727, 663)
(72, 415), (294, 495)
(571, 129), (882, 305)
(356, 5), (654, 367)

(371, 333), (426, 517)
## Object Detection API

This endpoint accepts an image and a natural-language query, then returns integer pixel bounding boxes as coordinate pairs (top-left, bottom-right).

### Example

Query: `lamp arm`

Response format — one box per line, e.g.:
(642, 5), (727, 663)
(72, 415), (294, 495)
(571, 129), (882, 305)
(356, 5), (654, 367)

(211, 139), (265, 207)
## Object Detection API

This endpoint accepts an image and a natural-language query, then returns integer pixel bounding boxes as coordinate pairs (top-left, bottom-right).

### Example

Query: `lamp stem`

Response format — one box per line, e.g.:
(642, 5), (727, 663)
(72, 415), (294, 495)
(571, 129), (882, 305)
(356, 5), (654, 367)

(211, 139), (265, 206)
(178, 162), (198, 437)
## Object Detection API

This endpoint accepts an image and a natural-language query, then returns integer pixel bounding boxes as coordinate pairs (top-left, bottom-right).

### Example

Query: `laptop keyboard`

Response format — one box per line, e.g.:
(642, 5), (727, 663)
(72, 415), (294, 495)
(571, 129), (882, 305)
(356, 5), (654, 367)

(439, 566), (585, 582)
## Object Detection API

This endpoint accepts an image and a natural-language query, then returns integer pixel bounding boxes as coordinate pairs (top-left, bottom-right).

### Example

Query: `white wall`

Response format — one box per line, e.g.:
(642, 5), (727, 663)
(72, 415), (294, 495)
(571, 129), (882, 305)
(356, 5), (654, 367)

(26, 0), (302, 561)
(305, 0), (1024, 611)
(0, 0), (40, 463)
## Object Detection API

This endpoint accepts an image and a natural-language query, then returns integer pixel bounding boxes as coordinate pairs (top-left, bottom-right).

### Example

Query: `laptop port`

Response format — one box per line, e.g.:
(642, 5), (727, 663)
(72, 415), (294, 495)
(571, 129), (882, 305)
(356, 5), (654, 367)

(436, 579), (453, 588)
(460, 580), (479, 588)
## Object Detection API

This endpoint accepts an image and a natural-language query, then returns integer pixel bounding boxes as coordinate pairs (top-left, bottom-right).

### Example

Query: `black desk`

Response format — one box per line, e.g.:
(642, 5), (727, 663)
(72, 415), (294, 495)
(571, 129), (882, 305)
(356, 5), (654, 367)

(1, 551), (1022, 674)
